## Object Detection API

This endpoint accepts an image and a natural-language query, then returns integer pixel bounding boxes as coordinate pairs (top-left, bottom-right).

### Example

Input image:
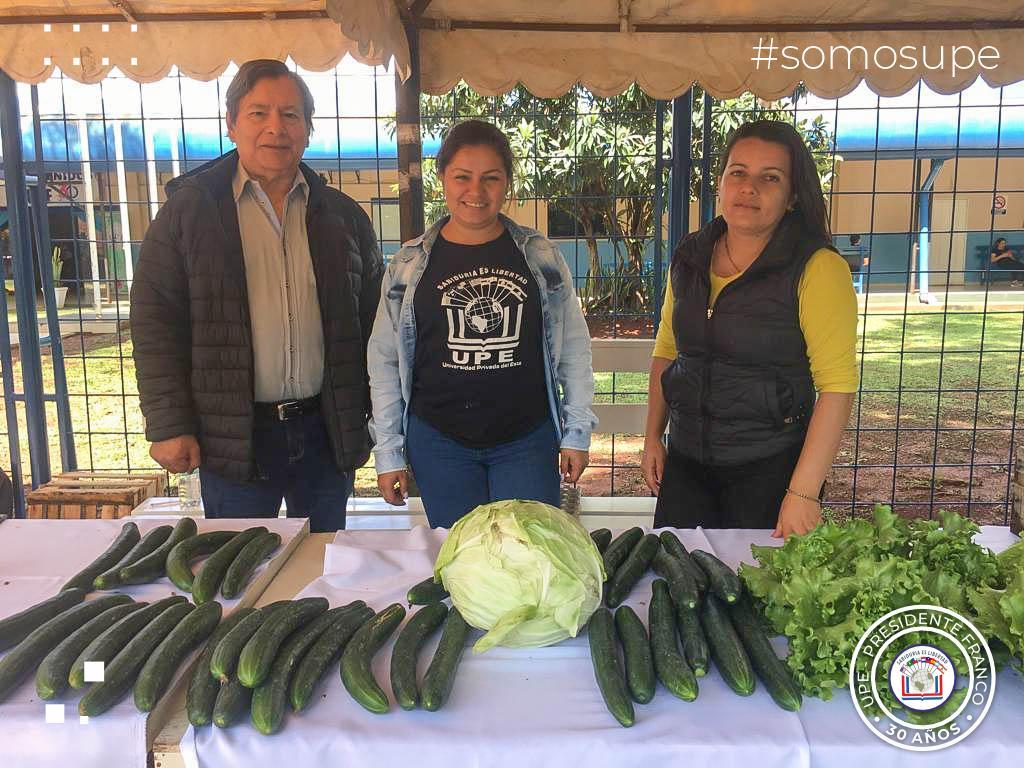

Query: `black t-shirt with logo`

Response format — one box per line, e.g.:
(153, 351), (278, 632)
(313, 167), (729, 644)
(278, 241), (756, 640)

(411, 229), (550, 448)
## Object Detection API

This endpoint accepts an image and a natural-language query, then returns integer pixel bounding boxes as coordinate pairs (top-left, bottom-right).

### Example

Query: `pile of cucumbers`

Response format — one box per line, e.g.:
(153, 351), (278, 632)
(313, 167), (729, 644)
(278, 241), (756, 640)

(587, 528), (802, 727)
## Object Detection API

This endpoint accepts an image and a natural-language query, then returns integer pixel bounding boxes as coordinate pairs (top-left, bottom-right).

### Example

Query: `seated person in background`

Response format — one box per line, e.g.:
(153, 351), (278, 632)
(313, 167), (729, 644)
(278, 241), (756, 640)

(990, 238), (1024, 286)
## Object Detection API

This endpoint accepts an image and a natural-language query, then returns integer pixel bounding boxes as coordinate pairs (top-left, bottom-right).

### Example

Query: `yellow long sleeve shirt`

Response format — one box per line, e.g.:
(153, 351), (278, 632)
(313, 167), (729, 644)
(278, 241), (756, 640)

(652, 247), (859, 393)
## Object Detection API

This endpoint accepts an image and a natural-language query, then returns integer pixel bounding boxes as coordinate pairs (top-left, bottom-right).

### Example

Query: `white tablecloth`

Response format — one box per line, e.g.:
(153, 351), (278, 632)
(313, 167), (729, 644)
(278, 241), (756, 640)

(0, 516), (306, 768)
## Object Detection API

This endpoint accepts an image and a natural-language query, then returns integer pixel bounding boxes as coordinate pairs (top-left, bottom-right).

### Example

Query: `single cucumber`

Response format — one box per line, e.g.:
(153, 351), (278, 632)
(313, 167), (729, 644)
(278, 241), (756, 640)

(134, 601), (224, 712)
(649, 580), (698, 702)
(588, 608), (634, 727)
(340, 603), (406, 713)
(69, 596), (187, 689)
(701, 593), (755, 696)
(651, 548), (699, 609)
(0, 588), (86, 651)
(406, 576), (450, 605)
(191, 527), (268, 604)
(590, 528), (613, 554)
(220, 531), (282, 599)
(691, 550), (742, 604)
(0, 594), (133, 702)
(614, 605), (656, 705)
(187, 608), (257, 726)
(420, 607), (471, 712)
(36, 602), (144, 699)
(237, 597), (329, 688)
(78, 601), (195, 716)
(390, 602), (448, 710)
(251, 606), (351, 734)
(118, 517), (198, 585)
(606, 533), (660, 608)
(166, 531), (239, 592)
(212, 675), (252, 728)
(61, 522), (141, 592)
(290, 605), (374, 712)
(677, 604), (709, 677)
(730, 594), (801, 711)
(658, 531), (708, 591)
(602, 527), (644, 580)
(209, 600), (293, 683)
(93, 525), (173, 590)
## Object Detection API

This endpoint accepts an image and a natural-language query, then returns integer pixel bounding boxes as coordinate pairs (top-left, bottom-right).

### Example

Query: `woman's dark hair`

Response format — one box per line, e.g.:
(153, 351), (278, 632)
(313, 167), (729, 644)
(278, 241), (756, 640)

(717, 120), (831, 242)
(994, 237), (1007, 248)
(225, 59), (315, 132)
(435, 120), (514, 182)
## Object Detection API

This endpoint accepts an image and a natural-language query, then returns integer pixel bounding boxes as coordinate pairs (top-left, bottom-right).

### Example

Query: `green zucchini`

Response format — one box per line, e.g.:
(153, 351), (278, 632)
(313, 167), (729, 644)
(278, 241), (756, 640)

(209, 600), (293, 683)
(701, 593), (755, 696)
(588, 608), (634, 727)
(69, 595), (187, 689)
(0, 588), (86, 651)
(691, 550), (742, 604)
(220, 531), (282, 599)
(93, 525), (173, 590)
(166, 530), (239, 592)
(730, 593), (801, 711)
(649, 579), (698, 701)
(658, 531), (708, 591)
(614, 605), (655, 705)
(406, 576), (450, 605)
(340, 603), (406, 713)
(606, 533), (660, 608)
(36, 602), (144, 699)
(191, 526), (268, 604)
(213, 676), (252, 728)
(134, 600), (223, 712)
(79, 600), (195, 716)
(0, 594), (133, 702)
(391, 602), (448, 710)
(251, 606), (351, 734)
(237, 597), (329, 688)
(421, 607), (471, 712)
(590, 528), (613, 554)
(118, 517), (198, 585)
(187, 607), (258, 726)
(602, 527), (644, 580)
(61, 522), (141, 592)
(651, 548), (699, 610)
(290, 605), (374, 712)
(677, 604), (709, 677)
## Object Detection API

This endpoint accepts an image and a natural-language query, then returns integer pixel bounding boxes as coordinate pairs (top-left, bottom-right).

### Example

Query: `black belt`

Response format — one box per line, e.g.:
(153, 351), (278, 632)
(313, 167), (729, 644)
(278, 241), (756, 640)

(254, 394), (321, 422)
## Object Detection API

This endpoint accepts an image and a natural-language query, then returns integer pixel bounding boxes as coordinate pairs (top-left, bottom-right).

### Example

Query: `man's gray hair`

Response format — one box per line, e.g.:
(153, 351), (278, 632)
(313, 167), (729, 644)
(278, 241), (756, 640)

(225, 59), (315, 131)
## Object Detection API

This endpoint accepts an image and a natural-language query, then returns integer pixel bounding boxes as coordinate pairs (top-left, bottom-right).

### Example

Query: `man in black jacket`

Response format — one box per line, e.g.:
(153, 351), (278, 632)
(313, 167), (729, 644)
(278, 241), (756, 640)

(130, 60), (383, 532)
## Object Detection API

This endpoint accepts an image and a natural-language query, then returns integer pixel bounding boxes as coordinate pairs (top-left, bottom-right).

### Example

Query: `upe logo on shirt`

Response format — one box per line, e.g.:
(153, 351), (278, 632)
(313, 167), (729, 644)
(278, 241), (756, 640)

(849, 605), (995, 752)
(442, 276), (525, 367)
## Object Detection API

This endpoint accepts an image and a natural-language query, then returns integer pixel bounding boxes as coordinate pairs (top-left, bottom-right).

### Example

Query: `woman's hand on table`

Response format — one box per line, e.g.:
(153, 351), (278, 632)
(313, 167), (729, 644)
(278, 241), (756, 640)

(772, 492), (822, 539)
(640, 439), (666, 495)
(559, 449), (589, 484)
(378, 469), (409, 505)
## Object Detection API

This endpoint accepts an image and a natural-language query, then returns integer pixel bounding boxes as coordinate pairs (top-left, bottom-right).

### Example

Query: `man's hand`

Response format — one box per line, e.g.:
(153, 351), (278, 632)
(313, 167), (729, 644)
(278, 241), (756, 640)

(378, 470), (408, 506)
(559, 449), (589, 484)
(150, 435), (200, 474)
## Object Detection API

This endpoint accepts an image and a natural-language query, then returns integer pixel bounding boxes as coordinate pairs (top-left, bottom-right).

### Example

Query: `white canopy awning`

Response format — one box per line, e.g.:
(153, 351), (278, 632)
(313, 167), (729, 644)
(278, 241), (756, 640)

(0, 1), (1021, 98)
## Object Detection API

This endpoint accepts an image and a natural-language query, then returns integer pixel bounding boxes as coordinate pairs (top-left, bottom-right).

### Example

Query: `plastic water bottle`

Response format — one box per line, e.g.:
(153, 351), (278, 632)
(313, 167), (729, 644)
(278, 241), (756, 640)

(177, 470), (201, 512)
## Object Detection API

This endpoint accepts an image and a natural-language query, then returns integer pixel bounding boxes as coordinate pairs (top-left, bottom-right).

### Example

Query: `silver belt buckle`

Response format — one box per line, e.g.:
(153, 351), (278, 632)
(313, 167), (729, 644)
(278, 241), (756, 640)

(276, 400), (301, 421)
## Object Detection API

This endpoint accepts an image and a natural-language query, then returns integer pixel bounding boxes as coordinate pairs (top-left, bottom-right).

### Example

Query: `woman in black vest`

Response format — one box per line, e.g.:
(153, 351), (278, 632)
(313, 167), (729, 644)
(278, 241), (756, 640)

(640, 120), (858, 538)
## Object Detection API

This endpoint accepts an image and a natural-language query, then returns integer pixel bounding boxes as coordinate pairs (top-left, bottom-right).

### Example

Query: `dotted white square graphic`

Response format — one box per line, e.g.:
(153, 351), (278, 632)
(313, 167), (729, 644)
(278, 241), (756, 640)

(130, 57), (138, 66)
(45, 704), (65, 724)
(102, 58), (109, 66)
(101, 24), (109, 32)
(83, 661), (105, 682)
(42, 24), (51, 32)
(72, 57), (80, 66)
(43, 57), (51, 66)
(79, 716), (89, 725)
(72, 23), (80, 32)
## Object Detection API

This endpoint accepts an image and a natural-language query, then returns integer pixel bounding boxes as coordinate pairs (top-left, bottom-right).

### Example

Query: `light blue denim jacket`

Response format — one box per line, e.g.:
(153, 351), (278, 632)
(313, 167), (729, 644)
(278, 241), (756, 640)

(367, 214), (597, 474)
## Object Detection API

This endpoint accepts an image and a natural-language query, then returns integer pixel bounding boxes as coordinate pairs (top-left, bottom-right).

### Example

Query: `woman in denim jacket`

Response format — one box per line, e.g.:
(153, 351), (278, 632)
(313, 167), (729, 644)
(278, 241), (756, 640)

(367, 120), (596, 528)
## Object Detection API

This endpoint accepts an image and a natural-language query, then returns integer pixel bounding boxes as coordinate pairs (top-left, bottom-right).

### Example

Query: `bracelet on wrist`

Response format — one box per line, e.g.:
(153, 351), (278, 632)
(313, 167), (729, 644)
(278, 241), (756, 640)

(785, 487), (821, 505)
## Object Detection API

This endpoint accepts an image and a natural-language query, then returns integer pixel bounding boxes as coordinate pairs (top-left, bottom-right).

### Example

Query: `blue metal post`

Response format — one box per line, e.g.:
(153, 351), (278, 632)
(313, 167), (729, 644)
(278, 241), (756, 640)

(668, 90), (692, 253)
(0, 69), (52, 489)
(652, 100), (665, 333)
(917, 159), (944, 304)
(700, 91), (715, 225)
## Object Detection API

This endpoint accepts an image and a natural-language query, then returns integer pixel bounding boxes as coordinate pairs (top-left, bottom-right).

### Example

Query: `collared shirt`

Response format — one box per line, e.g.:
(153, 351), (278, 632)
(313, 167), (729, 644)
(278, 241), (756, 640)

(232, 162), (324, 402)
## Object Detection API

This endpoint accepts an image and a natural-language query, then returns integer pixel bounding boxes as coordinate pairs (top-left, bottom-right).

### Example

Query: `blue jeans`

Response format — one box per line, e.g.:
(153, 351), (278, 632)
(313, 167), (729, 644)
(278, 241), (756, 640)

(200, 409), (351, 533)
(406, 413), (561, 528)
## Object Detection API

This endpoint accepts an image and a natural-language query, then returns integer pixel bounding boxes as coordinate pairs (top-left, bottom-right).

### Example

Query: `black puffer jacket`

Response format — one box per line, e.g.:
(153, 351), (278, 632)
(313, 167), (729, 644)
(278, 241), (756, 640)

(130, 151), (384, 481)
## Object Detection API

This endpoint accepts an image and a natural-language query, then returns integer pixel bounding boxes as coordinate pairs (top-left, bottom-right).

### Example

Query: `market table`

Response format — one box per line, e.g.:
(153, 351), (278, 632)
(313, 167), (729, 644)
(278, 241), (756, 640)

(152, 522), (1024, 768)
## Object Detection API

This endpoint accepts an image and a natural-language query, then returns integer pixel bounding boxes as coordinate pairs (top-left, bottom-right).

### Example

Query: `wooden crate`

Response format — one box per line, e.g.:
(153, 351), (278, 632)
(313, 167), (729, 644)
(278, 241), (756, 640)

(26, 471), (167, 519)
